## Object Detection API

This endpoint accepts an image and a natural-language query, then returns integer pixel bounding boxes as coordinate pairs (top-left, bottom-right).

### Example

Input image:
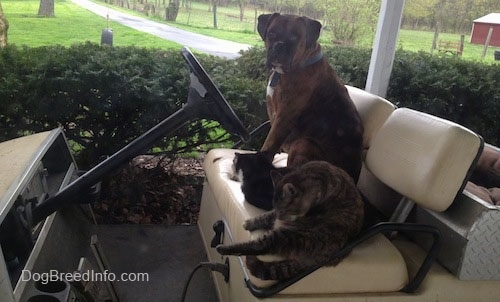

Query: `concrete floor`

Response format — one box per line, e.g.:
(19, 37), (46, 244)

(94, 224), (219, 302)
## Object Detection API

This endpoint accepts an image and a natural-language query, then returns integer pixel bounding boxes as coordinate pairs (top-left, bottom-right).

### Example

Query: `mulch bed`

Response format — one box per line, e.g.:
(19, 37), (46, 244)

(92, 155), (206, 225)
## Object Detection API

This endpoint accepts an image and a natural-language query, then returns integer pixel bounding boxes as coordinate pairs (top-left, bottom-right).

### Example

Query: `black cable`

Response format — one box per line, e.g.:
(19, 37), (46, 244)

(180, 261), (229, 302)
(180, 263), (203, 302)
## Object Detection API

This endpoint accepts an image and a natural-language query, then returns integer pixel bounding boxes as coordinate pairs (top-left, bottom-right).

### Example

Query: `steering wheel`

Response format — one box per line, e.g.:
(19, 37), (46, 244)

(181, 47), (250, 142)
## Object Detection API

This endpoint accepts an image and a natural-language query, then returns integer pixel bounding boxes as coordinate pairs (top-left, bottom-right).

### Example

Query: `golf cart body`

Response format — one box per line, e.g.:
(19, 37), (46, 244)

(198, 87), (500, 302)
(1, 48), (499, 302)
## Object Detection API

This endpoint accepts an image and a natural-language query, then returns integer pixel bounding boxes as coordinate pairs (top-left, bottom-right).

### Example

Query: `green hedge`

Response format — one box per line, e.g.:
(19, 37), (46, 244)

(237, 45), (500, 147)
(0, 43), (266, 168)
(1, 43), (498, 169)
(389, 50), (500, 148)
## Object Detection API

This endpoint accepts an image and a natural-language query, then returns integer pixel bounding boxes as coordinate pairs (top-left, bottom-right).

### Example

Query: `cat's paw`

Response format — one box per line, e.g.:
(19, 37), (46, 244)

(216, 244), (229, 255)
(245, 256), (273, 280)
(216, 244), (241, 256)
(243, 219), (260, 231)
(242, 220), (254, 231)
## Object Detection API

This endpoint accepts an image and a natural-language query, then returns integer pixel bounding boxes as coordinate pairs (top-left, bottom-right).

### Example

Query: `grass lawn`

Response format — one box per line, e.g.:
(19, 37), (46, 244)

(100, 0), (500, 63)
(3, 0), (499, 63)
(397, 30), (500, 63)
(2, 0), (181, 49)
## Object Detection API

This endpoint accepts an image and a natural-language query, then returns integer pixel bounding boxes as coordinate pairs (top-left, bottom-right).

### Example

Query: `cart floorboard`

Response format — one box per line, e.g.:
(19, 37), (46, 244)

(93, 224), (219, 302)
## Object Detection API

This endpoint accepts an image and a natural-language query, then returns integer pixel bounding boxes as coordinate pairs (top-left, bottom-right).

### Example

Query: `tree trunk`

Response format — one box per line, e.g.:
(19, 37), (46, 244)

(38, 0), (55, 17)
(253, 6), (257, 33)
(0, 1), (8, 47)
(213, 0), (217, 29)
(165, 0), (179, 21)
(238, 0), (244, 22)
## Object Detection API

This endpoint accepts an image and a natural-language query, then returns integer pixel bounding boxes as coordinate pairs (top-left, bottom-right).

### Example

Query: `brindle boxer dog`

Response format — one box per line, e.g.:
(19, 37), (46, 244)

(258, 13), (364, 181)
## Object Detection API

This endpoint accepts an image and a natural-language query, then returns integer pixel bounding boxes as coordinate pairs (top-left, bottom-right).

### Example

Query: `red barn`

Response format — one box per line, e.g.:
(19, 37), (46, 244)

(471, 13), (500, 47)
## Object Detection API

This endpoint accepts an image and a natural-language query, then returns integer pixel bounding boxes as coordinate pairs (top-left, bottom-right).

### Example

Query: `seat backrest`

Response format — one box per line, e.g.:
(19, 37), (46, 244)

(365, 108), (483, 212)
(347, 85), (396, 151)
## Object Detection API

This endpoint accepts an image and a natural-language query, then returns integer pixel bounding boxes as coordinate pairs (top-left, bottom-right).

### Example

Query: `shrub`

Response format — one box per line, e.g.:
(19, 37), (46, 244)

(234, 45), (500, 146)
(1, 43), (191, 167)
(0, 43), (498, 170)
(0, 43), (271, 167)
(389, 50), (500, 146)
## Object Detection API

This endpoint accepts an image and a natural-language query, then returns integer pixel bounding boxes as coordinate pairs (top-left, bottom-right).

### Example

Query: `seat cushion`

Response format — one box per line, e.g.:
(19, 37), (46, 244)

(203, 148), (409, 294)
(365, 108), (483, 212)
(347, 85), (396, 151)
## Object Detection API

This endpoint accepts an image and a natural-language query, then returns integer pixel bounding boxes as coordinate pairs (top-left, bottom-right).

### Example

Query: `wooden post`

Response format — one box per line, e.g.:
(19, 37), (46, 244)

(459, 34), (464, 56)
(213, 1), (217, 29)
(431, 21), (440, 55)
(254, 5), (257, 33)
(482, 26), (493, 60)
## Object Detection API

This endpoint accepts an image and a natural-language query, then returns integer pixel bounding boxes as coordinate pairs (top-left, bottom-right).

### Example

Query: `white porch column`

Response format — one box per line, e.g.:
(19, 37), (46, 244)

(365, 0), (405, 98)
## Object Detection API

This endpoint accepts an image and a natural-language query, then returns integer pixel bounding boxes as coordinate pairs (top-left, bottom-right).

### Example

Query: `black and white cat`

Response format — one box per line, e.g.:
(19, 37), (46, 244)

(232, 152), (289, 210)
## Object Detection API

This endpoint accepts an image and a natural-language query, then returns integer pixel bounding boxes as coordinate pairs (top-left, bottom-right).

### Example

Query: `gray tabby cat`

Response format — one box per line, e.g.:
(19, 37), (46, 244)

(216, 161), (364, 280)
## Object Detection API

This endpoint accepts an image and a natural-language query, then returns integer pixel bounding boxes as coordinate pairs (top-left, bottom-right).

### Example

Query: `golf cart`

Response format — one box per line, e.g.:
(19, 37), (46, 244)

(0, 47), (499, 302)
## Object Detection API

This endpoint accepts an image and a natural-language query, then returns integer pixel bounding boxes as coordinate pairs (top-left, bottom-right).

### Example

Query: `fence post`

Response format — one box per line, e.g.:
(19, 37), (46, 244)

(459, 34), (464, 56)
(482, 26), (493, 60)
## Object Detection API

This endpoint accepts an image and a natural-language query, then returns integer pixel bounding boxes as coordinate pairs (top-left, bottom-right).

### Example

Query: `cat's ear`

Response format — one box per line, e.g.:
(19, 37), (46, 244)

(283, 183), (298, 198)
(270, 170), (283, 185)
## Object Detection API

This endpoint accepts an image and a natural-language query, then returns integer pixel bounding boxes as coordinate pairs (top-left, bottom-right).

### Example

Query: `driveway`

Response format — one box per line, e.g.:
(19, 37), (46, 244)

(72, 0), (251, 59)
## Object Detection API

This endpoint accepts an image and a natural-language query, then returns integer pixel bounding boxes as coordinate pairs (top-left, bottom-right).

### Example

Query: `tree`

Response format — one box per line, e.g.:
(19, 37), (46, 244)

(403, 0), (500, 33)
(282, 0), (304, 14)
(0, 1), (8, 47)
(403, 0), (438, 29)
(38, 0), (55, 17)
(237, 0), (246, 21)
(323, 0), (379, 45)
(166, 0), (180, 21)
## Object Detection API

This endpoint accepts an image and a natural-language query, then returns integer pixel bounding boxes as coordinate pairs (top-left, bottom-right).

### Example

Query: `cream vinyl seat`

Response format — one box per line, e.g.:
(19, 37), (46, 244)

(346, 85), (396, 153)
(198, 90), (483, 300)
(202, 148), (409, 296)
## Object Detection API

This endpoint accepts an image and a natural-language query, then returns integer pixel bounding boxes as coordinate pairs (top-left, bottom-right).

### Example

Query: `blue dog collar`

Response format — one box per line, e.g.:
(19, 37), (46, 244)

(301, 51), (324, 68)
(269, 51), (323, 87)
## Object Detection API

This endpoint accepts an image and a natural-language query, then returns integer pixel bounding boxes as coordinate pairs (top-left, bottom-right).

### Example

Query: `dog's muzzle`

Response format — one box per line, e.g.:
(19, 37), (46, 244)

(271, 41), (286, 53)
(267, 41), (293, 72)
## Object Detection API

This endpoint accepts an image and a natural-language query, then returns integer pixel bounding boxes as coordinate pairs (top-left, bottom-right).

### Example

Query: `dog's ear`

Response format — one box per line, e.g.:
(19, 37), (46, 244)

(302, 17), (322, 48)
(257, 13), (280, 40)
